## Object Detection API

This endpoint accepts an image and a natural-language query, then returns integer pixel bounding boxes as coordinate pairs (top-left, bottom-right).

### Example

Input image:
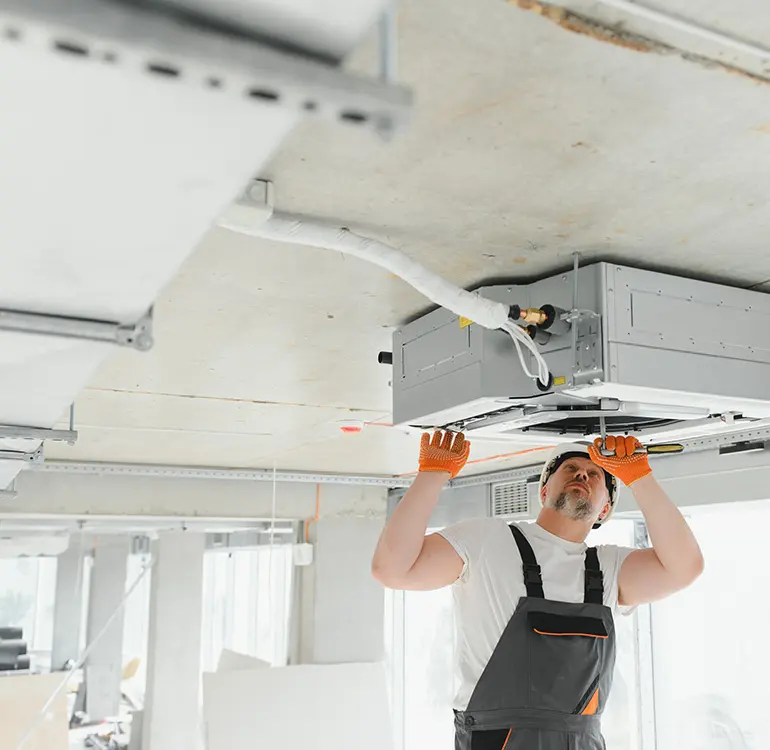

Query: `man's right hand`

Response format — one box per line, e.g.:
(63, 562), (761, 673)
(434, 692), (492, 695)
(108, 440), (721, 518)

(418, 430), (471, 479)
(372, 430), (469, 591)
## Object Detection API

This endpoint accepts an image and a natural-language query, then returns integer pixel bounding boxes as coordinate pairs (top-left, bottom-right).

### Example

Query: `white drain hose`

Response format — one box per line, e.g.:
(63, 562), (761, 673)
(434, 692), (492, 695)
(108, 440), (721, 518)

(249, 212), (551, 387)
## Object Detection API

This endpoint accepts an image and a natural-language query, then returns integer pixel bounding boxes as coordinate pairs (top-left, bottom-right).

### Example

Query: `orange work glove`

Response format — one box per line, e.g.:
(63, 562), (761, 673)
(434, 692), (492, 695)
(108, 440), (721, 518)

(588, 435), (651, 487)
(419, 430), (471, 479)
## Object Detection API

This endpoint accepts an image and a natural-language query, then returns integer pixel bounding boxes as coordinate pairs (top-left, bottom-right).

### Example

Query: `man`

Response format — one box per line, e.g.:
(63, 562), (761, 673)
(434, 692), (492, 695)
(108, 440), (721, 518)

(372, 430), (704, 750)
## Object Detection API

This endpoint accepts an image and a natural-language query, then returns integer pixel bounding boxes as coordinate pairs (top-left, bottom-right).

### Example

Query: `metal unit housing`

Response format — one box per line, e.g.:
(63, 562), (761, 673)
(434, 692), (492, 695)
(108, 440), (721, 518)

(392, 263), (770, 442)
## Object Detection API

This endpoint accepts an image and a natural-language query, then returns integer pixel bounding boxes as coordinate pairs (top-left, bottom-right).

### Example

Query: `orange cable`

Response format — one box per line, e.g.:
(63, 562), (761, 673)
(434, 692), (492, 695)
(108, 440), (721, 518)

(305, 483), (321, 543)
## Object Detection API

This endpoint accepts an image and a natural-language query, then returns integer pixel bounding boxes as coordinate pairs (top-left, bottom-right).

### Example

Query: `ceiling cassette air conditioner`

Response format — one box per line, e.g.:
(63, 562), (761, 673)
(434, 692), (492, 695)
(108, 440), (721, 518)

(391, 263), (770, 444)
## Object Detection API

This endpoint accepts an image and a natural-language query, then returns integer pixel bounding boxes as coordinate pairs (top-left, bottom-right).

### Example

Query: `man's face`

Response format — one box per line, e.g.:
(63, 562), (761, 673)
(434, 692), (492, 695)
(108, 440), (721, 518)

(542, 455), (611, 523)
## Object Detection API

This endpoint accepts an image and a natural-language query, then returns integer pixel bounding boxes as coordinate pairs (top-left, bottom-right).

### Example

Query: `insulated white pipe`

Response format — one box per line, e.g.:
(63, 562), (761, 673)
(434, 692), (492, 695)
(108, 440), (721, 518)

(255, 212), (512, 331)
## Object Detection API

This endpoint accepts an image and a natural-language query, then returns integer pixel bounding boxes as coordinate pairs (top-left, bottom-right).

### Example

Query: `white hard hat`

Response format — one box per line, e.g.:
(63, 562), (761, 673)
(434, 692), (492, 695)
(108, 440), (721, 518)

(538, 442), (618, 529)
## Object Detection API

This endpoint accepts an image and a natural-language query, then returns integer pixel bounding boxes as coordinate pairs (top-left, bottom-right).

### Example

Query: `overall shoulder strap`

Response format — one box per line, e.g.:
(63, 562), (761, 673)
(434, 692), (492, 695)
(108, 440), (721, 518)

(509, 524), (544, 598)
(584, 547), (605, 604)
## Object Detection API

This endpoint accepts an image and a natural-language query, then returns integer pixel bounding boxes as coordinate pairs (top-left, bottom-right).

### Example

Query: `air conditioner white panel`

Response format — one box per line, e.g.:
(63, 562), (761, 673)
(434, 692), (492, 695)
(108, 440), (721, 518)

(392, 263), (770, 443)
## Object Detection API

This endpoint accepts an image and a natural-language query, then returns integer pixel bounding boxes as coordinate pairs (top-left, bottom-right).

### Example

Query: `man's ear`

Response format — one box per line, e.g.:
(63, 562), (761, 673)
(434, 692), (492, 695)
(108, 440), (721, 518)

(598, 501), (610, 521)
(539, 484), (547, 507)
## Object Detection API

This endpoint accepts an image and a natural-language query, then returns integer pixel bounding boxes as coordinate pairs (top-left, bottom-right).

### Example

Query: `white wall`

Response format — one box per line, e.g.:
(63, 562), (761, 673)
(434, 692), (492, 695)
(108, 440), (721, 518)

(312, 517), (385, 664)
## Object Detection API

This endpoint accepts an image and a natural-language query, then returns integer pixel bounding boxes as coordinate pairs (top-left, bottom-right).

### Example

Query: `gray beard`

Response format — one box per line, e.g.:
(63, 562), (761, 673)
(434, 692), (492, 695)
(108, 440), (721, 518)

(548, 489), (594, 521)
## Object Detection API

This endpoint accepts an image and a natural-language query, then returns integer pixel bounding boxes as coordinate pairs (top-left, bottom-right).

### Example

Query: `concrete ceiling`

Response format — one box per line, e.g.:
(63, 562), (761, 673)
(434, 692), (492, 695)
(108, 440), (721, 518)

(46, 0), (770, 477)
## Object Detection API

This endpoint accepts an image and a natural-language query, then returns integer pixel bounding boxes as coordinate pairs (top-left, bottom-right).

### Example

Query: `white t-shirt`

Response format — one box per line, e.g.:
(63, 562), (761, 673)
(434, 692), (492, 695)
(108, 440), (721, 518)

(437, 518), (635, 710)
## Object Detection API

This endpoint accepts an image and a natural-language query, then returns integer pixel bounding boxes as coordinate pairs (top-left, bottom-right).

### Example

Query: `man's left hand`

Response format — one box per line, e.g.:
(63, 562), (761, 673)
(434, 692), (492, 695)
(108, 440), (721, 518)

(588, 435), (652, 487)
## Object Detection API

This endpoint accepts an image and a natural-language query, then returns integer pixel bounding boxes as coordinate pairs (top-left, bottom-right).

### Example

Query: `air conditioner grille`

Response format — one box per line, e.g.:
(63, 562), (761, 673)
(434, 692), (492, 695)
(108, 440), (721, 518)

(492, 480), (529, 517)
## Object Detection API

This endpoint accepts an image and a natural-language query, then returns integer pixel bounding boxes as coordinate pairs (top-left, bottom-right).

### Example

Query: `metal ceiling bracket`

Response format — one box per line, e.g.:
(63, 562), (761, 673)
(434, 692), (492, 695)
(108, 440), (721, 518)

(31, 459), (413, 487)
(378, 6), (398, 85)
(0, 447), (44, 463)
(0, 307), (154, 351)
(0, 0), (413, 140)
(0, 424), (78, 445)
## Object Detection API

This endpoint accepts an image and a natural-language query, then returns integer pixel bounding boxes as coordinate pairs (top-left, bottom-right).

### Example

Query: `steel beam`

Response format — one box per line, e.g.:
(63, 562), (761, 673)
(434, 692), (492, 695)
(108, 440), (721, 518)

(0, 447), (43, 463)
(31, 459), (413, 487)
(0, 424), (77, 444)
(0, 0), (412, 140)
(0, 307), (154, 351)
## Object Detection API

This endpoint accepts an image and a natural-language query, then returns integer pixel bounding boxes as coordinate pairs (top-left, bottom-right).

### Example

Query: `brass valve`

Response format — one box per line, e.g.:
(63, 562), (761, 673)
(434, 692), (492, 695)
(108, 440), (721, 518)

(519, 307), (548, 325)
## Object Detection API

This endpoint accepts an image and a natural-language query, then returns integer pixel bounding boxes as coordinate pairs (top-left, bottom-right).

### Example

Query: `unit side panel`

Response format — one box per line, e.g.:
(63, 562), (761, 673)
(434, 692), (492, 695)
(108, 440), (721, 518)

(609, 266), (770, 365)
(613, 343), (770, 402)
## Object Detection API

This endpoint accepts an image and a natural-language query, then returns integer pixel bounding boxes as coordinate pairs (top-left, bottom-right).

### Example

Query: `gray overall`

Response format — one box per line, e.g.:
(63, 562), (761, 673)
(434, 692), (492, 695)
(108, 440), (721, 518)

(453, 524), (616, 750)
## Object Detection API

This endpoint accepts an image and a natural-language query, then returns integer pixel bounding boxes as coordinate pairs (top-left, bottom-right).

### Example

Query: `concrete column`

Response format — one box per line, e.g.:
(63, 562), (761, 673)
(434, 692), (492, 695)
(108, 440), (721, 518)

(313, 517), (384, 664)
(85, 536), (130, 721)
(51, 534), (87, 670)
(142, 532), (205, 750)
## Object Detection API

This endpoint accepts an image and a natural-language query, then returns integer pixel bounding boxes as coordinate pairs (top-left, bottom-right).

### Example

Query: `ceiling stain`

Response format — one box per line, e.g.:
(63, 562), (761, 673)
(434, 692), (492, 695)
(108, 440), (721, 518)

(508, 0), (770, 85)
(753, 123), (770, 134)
(571, 141), (598, 153)
(510, 0), (658, 54)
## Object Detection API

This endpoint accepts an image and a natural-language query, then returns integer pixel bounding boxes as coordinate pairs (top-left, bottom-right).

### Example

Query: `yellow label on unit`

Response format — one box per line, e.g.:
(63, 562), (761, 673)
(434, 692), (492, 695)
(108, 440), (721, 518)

(553, 376), (566, 386)
(459, 317), (473, 329)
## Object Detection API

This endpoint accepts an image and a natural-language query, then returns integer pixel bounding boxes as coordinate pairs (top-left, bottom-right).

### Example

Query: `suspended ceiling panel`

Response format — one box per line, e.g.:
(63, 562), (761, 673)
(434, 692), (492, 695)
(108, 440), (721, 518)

(42, 0), (770, 479)
(0, 0), (405, 487)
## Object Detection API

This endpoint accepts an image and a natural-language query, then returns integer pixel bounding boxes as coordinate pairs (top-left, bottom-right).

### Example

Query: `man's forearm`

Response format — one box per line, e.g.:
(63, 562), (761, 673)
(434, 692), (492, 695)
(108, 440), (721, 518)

(632, 473), (704, 582)
(371, 471), (448, 579)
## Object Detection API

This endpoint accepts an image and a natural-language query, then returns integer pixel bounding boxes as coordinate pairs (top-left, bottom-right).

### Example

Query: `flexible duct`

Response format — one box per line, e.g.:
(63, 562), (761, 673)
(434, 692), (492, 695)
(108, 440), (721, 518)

(255, 212), (511, 330)
(249, 212), (551, 386)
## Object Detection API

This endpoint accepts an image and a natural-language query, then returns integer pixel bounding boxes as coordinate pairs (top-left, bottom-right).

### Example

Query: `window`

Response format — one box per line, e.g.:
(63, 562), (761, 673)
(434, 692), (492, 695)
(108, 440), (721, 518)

(200, 546), (293, 673)
(650, 501), (770, 750)
(588, 520), (640, 750)
(402, 585), (456, 750)
(121, 552), (152, 704)
(0, 556), (57, 672)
